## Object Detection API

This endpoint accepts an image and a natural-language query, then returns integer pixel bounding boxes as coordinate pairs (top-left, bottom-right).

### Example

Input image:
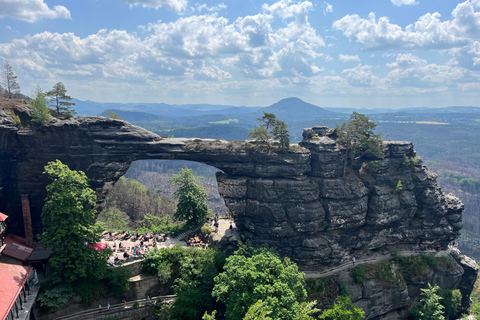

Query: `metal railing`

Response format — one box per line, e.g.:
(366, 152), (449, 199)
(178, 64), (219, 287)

(53, 295), (177, 320)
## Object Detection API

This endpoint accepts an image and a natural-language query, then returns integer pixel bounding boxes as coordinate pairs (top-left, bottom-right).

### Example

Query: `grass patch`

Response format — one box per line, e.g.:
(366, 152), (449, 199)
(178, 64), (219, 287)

(367, 261), (406, 288)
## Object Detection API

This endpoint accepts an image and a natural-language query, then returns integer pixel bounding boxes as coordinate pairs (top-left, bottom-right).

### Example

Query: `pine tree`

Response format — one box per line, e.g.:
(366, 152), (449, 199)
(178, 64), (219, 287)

(2, 61), (21, 99)
(46, 82), (76, 117)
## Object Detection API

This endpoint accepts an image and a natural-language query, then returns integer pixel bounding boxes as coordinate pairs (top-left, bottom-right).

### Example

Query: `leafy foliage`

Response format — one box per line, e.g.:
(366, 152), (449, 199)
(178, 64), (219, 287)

(104, 110), (125, 120)
(213, 242), (307, 320)
(96, 207), (130, 231)
(41, 160), (107, 285)
(248, 112), (291, 151)
(142, 246), (226, 320)
(30, 89), (50, 123)
(37, 285), (74, 312)
(169, 168), (210, 226)
(335, 112), (384, 177)
(352, 265), (367, 284)
(317, 296), (365, 320)
(46, 82), (76, 118)
(439, 289), (461, 318)
(103, 176), (176, 223)
(412, 284), (445, 320)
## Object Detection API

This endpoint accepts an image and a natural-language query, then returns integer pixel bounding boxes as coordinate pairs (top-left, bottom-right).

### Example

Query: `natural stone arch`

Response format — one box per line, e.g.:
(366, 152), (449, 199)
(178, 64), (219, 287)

(0, 116), (463, 268)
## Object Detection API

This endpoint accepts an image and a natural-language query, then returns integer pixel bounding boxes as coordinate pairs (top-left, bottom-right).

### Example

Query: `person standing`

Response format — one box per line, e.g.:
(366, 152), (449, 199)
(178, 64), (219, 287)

(352, 257), (356, 266)
(107, 302), (110, 310)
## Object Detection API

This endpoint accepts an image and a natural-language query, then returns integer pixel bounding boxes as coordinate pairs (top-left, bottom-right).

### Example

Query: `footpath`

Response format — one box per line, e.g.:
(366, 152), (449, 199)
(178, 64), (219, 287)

(302, 248), (452, 279)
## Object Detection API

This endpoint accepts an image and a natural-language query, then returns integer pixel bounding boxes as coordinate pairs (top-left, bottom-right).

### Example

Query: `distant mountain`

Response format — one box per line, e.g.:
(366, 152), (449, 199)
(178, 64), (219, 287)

(258, 97), (341, 121)
(72, 99), (261, 117)
(102, 109), (177, 125)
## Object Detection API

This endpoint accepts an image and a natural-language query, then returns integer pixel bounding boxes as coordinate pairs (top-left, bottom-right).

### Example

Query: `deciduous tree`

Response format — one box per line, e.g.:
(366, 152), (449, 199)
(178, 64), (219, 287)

(169, 168), (209, 226)
(414, 284), (445, 320)
(46, 82), (76, 117)
(2, 60), (20, 98)
(40, 160), (107, 284)
(213, 243), (307, 320)
(317, 296), (365, 320)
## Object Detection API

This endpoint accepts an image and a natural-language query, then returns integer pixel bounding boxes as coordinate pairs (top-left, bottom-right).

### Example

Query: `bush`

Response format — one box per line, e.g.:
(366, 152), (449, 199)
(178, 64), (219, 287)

(201, 224), (213, 238)
(403, 155), (421, 169)
(352, 265), (367, 284)
(360, 160), (380, 175)
(306, 277), (338, 301)
(37, 285), (74, 312)
(339, 283), (350, 297)
(157, 262), (172, 284)
(106, 266), (131, 296)
(440, 289), (461, 318)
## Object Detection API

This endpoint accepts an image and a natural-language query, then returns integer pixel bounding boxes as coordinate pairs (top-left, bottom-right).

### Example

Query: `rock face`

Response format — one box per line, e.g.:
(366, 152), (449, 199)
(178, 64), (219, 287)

(0, 115), (477, 318)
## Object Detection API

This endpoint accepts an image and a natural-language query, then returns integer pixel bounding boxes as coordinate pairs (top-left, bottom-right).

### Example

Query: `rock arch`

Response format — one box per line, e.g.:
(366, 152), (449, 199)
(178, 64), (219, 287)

(0, 116), (463, 267)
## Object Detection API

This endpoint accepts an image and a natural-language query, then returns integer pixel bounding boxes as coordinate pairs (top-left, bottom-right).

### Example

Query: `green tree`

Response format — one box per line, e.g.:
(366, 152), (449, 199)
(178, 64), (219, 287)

(46, 82), (76, 117)
(249, 125), (272, 144)
(2, 60), (20, 98)
(169, 168), (209, 226)
(40, 160), (108, 284)
(213, 243), (307, 320)
(96, 207), (130, 231)
(272, 119), (290, 152)
(317, 296), (365, 320)
(257, 112), (277, 131)
(335, 112), (384, 177)
(30, 89), (50, 123)
(244, 300), (272, 320)
(414, 284), (445, 320)
(104, 110), (125, 120)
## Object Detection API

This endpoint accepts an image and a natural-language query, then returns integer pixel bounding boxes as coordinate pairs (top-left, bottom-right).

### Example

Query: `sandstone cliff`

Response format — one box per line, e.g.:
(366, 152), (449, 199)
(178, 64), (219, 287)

(0, 107), (477, 319)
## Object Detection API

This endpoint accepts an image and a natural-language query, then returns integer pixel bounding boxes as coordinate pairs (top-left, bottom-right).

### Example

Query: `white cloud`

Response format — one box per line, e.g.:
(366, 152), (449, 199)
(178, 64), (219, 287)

(323, 2), (333, 15)
(194, 2), (227, 12)
(391, 0), (418, 7)
(342, 64), (377, 87)
(0, 0), (325, 89)
(386, 53), (464, 88)
(120, 0), (187, 13)
(0, 0), (70, 23)
(333, 0), (480, 50)
(339, 54), (360, 62)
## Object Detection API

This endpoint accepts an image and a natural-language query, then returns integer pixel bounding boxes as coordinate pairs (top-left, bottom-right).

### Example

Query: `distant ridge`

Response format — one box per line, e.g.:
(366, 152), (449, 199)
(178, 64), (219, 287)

(259, 97), (340, 121)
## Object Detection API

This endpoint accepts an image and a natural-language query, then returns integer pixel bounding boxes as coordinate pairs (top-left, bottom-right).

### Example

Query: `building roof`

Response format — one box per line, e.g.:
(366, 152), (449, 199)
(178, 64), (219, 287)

(0, 262), (33, 320)
(0, 212), (8, 222)
(2, 234), (36, 262)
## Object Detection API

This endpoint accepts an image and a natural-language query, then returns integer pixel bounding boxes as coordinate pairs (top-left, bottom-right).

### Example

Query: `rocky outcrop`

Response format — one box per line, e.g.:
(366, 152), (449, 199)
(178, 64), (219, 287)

(0, 114), (476, 318)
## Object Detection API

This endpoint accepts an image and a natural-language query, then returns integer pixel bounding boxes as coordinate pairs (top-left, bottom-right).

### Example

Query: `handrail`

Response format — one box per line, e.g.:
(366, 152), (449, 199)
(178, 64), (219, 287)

(53, 295), (177, 320)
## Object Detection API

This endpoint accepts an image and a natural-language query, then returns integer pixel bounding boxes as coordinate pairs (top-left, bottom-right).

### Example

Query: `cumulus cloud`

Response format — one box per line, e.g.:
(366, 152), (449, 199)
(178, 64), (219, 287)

(342, 64), (377, 87)
(0, 0), (70, 23)
(386, 53), (464, 88)
(194, 2), (227, 12)
(120, 0), (187, 13)
(391, 0), (419, 7)
(339, 54), (360, 62)
(0, 0), (325, 88)
(333, 0), (480, 50)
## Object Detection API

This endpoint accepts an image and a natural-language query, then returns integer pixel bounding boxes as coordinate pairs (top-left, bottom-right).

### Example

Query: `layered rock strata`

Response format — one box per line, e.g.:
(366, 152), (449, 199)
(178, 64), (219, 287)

(0, 114), (476, 318)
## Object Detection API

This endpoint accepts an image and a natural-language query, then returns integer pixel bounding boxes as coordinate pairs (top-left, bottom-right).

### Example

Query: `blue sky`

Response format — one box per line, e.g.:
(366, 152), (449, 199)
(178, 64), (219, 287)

(1, 0), (480, 109)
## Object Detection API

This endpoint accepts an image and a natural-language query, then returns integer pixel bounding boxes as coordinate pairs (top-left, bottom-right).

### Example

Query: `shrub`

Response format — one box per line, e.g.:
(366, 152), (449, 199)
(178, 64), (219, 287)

(352, 265), (367, 284)
(201, 224), (213, 238)
(396, 180), (403, 193)
(157, 262), (172, 284)
(360, 160), (380, 175)
(403, 155), (421, 169)
(339, 283), (350, 297)
(440, 289), (461, 318)
(37, 285), (74, 312)
(306, 276), (338, 301)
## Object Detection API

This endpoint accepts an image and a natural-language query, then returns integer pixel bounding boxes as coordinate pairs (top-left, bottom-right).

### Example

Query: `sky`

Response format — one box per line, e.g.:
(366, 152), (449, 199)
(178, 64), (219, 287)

(1, 0), (480, 109)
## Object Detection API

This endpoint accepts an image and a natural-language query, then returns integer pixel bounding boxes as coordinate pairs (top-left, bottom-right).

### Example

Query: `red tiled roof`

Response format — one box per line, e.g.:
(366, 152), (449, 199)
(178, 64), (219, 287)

(0, 263), (33, 320)
(0, 212), (8, 222)
(2, 234), (36, 262)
